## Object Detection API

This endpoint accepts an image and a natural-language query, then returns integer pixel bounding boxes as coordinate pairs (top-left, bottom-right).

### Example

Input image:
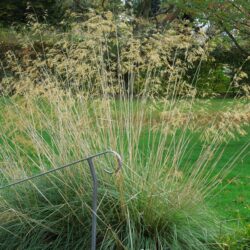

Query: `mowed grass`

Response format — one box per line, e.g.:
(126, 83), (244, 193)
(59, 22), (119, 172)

(0, 97), (249, 228)
(183, 127), (250, 225)
(193, 99), (250, 226)
(211, 128), (250, 223)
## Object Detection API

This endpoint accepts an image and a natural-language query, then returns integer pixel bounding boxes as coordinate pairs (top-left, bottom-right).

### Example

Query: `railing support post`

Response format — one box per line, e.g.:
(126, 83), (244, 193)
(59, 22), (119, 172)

(87, 158), (98, 250)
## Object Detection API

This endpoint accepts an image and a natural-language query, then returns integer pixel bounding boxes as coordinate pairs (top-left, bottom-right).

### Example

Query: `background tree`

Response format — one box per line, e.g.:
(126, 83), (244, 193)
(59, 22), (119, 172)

(159, 0), (250, 57)
(0, 0), (63, 24)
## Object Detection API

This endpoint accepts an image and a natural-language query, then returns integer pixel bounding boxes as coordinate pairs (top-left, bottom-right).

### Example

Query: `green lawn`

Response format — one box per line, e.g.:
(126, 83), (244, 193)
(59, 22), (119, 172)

(211, 129), (250, 224)
(188, 127), (250, 224)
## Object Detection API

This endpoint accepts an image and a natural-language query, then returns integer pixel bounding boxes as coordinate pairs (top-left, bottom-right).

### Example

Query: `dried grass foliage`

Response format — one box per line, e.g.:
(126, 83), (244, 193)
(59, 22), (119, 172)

(1, 11), (207, 97)
(156, 100), (250, 142)
(0, 89), (227, 249)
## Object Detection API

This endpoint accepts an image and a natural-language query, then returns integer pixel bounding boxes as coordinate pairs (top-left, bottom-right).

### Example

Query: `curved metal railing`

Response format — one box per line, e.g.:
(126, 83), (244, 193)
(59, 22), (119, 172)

(0, 150), (122, 250)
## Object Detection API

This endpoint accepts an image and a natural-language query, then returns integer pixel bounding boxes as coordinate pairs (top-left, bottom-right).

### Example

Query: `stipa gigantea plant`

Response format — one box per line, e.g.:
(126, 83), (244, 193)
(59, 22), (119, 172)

(1, 86), (248, 249)
(0, 12), (249, 249)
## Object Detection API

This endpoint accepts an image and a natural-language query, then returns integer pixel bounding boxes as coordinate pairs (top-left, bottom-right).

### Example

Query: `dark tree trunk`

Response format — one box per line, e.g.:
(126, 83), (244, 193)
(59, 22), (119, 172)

(151, 0), (161, 16)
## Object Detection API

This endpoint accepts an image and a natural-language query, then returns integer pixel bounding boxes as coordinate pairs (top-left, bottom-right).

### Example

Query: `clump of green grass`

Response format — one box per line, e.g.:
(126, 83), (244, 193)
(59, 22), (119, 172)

(0, 88), (241, 249)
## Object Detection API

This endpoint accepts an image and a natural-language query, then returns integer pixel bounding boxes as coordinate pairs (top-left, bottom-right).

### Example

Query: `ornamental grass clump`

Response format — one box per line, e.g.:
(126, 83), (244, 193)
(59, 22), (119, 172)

(0, 12), (249, 249)
(0, 87), (239, 249)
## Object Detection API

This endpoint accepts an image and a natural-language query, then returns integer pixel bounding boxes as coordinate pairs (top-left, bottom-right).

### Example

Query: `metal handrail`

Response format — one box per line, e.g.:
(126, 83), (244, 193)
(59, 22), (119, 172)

(0, 150), (122, 250)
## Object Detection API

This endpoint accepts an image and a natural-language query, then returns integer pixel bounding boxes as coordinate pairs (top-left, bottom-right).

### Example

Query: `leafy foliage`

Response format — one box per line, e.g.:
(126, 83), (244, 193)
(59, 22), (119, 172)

(0, 0), (63, 24)
(161, 0), (250, 56)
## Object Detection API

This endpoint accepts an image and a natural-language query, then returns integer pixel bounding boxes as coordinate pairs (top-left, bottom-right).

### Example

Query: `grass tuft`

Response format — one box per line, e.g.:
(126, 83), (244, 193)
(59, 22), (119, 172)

(1, 90), (245, 249)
